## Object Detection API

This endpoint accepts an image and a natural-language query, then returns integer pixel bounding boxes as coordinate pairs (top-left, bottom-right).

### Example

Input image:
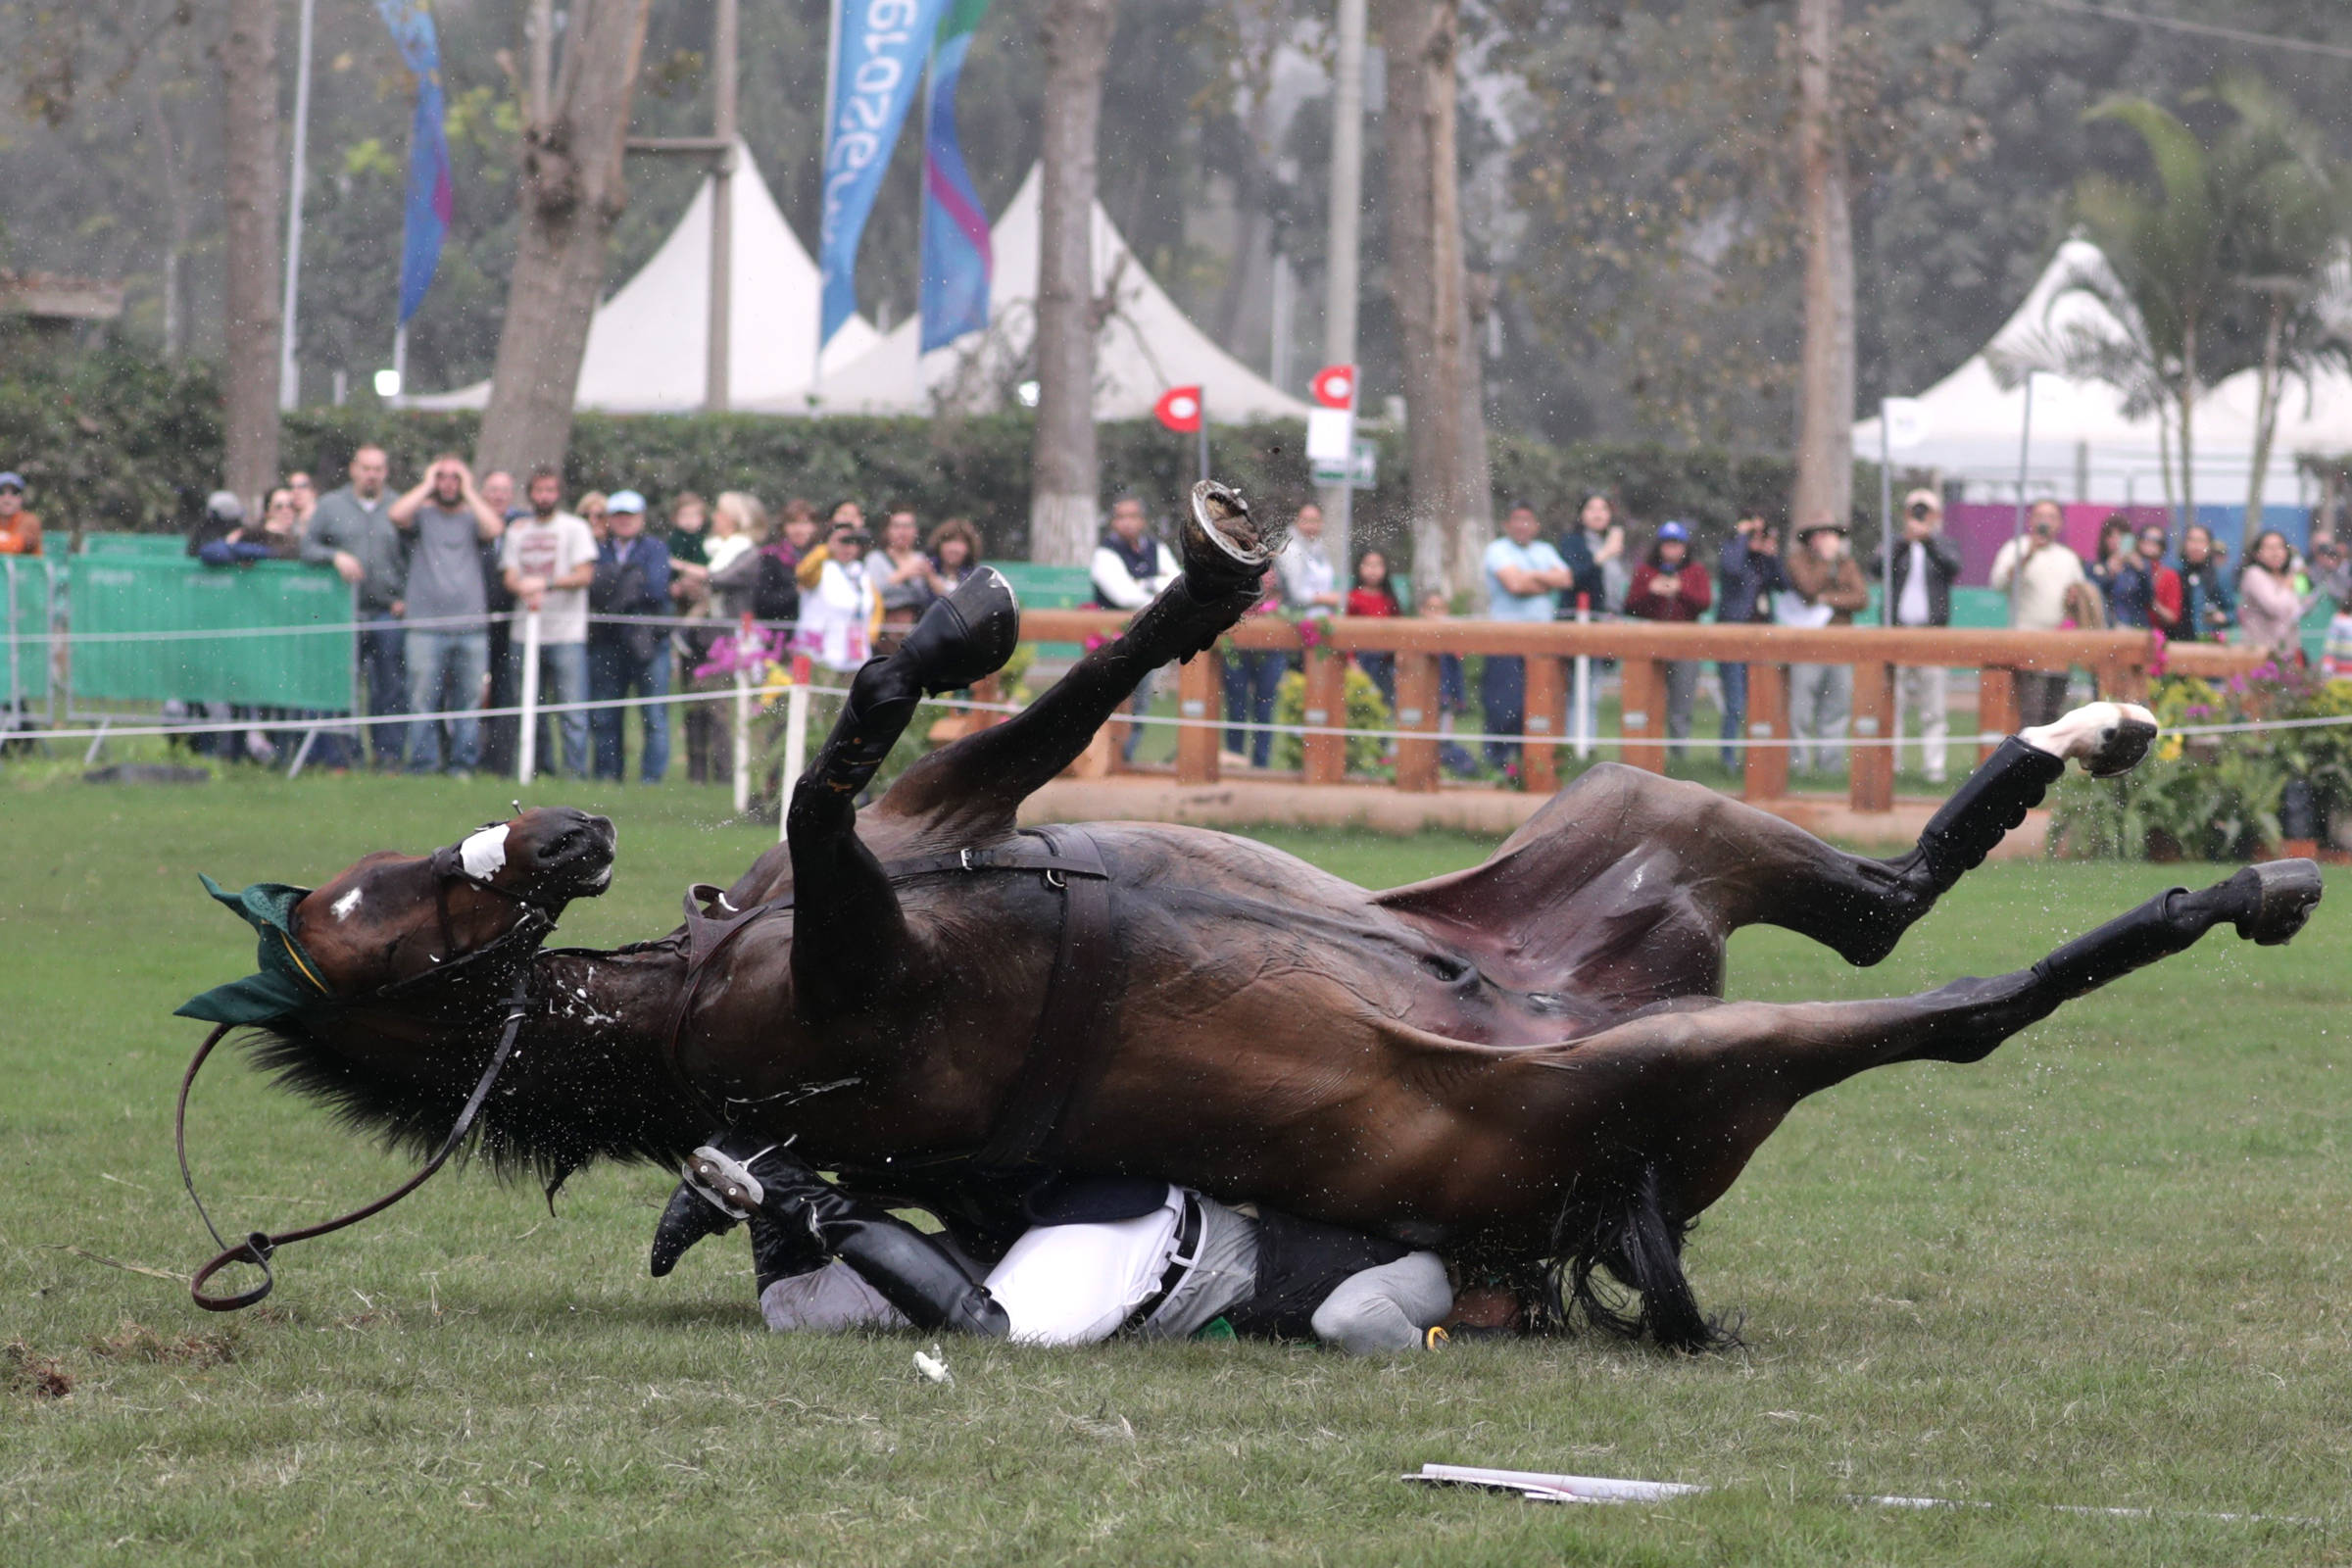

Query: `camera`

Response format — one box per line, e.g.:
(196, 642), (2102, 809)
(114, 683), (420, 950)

(1907, 500), (1934, 520)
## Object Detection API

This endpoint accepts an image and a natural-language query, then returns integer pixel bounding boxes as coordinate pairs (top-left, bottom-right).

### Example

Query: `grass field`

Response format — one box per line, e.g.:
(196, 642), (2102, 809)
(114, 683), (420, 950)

(3, 767), (2348, 1566)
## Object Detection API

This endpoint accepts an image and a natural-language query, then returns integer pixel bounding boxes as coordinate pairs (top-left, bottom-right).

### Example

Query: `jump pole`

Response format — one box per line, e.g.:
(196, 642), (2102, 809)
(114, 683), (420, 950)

(515, 608), (542, 785)
(732, 613), (753, 816)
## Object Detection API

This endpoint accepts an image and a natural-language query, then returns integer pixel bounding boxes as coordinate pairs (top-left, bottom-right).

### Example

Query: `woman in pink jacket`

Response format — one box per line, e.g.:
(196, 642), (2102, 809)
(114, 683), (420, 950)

(2236, 530), (2320, 664)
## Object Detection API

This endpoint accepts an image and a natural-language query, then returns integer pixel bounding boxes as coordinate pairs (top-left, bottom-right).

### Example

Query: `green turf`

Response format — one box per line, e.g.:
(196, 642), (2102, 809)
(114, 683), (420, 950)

(3, 769), (2347, 1565)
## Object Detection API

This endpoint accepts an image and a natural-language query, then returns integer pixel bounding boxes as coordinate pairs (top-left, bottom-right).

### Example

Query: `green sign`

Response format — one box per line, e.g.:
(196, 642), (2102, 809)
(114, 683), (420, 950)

(1311, 438), (1378, 490)
(67, 558), (356, 710)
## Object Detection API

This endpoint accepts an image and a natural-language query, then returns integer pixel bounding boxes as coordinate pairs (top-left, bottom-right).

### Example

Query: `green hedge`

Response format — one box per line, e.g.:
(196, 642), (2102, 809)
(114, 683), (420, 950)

(4, 348), (1891, 564)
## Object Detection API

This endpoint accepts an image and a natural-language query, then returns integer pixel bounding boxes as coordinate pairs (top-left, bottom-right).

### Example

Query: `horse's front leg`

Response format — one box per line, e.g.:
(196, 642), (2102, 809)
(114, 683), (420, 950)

(786, 569), (1020, 1015)
(882, 481), (1281, 827)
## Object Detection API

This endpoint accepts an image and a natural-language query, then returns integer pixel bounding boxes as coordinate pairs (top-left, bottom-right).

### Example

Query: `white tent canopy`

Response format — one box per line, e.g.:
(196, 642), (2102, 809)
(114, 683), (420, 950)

(1853, 238), (2352, 507)
(408, 142), (878, 413)
(809, 165), (1311, 422)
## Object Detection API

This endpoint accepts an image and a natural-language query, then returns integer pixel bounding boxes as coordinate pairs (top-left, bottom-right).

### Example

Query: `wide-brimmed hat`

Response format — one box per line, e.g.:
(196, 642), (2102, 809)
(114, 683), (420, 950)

(1794, 516), (1848, 538)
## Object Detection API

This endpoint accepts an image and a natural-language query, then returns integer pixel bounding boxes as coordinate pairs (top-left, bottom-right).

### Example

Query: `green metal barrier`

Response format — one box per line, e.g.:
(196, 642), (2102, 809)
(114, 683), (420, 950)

(4, 556), (52, 706)
(67, 558), (355, 710)
(80, 533), (192, 557)
(986, 561), (1098, 661)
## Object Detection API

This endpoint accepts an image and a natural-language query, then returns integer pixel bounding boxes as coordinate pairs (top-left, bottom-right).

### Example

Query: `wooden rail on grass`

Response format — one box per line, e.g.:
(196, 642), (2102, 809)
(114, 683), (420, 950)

(1012, 610), (2272, 812)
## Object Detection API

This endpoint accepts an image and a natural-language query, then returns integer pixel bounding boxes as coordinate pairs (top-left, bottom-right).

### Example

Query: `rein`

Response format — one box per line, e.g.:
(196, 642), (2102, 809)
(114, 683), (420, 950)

(175, 842), (560, 1312)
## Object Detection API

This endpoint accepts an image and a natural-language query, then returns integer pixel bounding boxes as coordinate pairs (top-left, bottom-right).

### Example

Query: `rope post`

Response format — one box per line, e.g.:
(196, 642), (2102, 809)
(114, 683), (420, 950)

(732, 614), (753, 816)
(1175, 652), (1221, 784)
(779, 655), (810, 844)
(1850, 661), (1896, 813)
(1300, 645), (1347, 784)
(1572, 594), (1594, 759)
(1743, 662), (1790, 800)
(1619, 659), (1667, 773)
(1524, 654), (1564, 793)
(1394, 651), (1440, 792)
(516, 609), (542, 785)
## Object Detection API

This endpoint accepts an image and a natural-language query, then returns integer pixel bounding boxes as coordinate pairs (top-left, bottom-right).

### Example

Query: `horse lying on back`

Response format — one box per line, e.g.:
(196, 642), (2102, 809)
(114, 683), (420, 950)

(186, 482), (2323, 1346)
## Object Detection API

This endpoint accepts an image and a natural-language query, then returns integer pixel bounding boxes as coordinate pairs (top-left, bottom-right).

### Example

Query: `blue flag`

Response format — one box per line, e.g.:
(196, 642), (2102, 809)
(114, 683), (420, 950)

(820, 0), (953, 346)
(375, 0), (453, 326)
(919, 0), (993, 353)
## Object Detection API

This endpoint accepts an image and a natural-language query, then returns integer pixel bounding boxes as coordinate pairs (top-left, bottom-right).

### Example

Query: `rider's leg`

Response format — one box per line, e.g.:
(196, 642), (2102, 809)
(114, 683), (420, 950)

(980, 1195), (1190, 1345)
(1310, 1250), (1453, 1353)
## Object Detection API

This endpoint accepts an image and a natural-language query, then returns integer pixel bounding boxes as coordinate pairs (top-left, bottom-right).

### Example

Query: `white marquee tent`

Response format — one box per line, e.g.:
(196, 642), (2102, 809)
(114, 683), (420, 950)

(1852, 238), (2352, 507)
(808, 165), (1312, 422)
(409, 142), (880, 413)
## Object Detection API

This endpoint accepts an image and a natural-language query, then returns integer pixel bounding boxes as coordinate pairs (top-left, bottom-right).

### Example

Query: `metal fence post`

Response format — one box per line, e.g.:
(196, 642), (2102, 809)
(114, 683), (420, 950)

(779, 657), (810, 844)
(516, 609), (542, 785)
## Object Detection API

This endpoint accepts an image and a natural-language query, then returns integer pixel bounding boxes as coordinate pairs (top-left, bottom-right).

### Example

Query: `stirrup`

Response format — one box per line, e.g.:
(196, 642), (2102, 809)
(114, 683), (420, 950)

(682, 1143), (782, 1221)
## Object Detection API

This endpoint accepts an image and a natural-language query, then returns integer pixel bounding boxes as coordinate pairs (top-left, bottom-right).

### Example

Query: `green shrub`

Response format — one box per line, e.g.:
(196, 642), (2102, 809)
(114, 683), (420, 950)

(1271, 658), (1392, 775)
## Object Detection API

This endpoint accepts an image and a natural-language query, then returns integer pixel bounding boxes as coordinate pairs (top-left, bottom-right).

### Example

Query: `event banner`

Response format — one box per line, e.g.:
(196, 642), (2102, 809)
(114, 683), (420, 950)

(821, 0), (954, 346)
(373, 0), (453, 326)
(919, 0), (994, 353)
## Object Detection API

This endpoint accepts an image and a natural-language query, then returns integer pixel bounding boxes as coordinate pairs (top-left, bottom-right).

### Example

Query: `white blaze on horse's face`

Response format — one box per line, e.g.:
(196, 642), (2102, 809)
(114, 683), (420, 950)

(460, 824), (511, 881)
(331, 886), (364, 922)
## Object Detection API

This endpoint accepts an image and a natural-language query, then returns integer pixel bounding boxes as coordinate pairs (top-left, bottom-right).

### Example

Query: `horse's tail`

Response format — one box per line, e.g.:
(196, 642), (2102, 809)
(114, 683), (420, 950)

(1547, 1163), (1740, 1354)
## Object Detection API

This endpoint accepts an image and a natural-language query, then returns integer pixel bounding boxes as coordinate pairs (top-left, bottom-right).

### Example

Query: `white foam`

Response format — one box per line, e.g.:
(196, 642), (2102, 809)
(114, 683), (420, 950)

(331, 886), (364, 921)
(460, 823), (511, 880)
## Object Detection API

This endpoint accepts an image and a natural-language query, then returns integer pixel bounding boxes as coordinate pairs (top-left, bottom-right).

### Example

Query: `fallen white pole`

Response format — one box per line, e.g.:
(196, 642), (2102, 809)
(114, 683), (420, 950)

(515, 609), (542, 785)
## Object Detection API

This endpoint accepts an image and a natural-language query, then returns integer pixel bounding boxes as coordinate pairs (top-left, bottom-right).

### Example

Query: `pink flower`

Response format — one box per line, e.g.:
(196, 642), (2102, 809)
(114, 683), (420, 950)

(1084, 632), (1110, 653)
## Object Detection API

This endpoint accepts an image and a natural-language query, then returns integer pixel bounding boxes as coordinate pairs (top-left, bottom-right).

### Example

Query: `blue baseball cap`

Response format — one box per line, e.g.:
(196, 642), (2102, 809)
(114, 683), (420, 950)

(0, 472), (23, 490)
(606, 489), (646, 514)
(1656, 520), (1690, 543)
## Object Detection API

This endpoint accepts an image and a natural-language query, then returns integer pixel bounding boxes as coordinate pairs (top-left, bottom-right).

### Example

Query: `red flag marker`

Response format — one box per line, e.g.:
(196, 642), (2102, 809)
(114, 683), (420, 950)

(1154, 385), (1204, 433)
(1311, 364), (1356, 409)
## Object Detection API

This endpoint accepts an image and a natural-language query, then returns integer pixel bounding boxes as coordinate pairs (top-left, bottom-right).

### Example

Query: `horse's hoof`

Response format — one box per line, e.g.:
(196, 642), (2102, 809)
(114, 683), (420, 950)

(1183, 479), (1283, 587)
(2022, 701), (2159, 777)
(2228, 858), (2324, 946)
(903, 566), (1021, 695)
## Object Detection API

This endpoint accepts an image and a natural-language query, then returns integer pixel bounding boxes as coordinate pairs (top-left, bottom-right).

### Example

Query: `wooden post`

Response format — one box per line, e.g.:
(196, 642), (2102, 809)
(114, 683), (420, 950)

(1175, 653), (1220, 784)
(1523, 655), (1564, 794)
(1300, 649), (1347, 784)
(1394, 652), (1440, 793)
(1977, 666), (2018, 762)
(1619, 658), (1667, 773)
(1849, 660), (1895, 812)
(1743, 662), (1789, 801)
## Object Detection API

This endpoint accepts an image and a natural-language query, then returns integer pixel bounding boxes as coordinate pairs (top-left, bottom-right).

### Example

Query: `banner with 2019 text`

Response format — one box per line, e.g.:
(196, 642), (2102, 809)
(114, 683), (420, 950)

(820, 0), (953, 347)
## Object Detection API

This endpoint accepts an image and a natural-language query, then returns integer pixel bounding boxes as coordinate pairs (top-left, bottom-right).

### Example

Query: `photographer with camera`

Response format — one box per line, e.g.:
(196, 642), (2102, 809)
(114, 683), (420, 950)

(1877, 489), (1962, 783)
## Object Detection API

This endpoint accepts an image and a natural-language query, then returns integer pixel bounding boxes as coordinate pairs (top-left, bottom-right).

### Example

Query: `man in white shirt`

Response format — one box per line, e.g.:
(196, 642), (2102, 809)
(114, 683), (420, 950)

(1884, 489), (1963, 783)
(1090, 496), (1181, 762)
(1988, 499), (2087, 727)
(1480, 503), (1574, 768)
(500, 467), (599, 778)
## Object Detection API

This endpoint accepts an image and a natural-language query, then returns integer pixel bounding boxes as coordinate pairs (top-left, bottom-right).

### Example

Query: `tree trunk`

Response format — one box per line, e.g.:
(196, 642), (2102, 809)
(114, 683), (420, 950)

(1790, 0), (1853, 532)
(150, 74), (191, 365)
(2246, 297), (2285, 523)
(218, 0), (282, 508)
(476, 0), (654, 480)
(1028, 0), (1116, 566)
(1377, 0), (1491, 597)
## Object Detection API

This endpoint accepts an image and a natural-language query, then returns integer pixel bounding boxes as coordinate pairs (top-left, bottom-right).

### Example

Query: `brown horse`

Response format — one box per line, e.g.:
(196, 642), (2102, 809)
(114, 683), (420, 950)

(196, 483), (2322, 1346)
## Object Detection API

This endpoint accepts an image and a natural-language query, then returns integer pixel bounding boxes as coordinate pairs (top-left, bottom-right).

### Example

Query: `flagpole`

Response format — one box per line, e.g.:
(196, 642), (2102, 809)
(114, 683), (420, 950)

(707, 0), (737, 412)
(1198, 391), (1210, 486)
(812, 0), (845, 402)
(277, 0), (317, 411)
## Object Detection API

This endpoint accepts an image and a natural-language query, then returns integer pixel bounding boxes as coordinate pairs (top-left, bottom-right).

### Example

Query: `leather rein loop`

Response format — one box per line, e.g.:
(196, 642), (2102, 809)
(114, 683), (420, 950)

(177, 840), (557, 1312)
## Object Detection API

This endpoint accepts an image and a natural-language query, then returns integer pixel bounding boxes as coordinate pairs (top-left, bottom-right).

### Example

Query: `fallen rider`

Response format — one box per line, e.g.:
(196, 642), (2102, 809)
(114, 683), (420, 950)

(648, 1133), (1459, 1352)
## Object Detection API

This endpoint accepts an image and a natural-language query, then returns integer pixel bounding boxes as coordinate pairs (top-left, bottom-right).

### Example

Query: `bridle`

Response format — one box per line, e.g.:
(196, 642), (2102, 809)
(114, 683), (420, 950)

(175, 838), (564, 1311)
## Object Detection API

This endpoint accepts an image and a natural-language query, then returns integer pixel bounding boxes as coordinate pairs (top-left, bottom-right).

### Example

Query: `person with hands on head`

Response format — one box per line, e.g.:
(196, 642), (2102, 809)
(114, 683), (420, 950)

(388, 453), (504, 776)
(500, 468), (599, 778)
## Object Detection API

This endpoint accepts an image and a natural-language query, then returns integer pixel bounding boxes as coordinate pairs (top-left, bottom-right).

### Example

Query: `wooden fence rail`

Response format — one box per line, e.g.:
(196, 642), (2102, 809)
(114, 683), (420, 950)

(1005, 610), (2270, 813)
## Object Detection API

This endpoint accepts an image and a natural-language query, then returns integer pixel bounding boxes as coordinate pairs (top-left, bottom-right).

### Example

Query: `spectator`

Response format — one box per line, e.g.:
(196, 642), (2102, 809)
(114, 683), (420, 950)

(927, 517), (985, 597)
(2237, 529), (2319, 663)
(800, 524), (878, 673)
(1880, 488), (1963, 784)
(1220, 566), (1284, 769)
(2307, 533), (2350, 609)
(500, 467), (598, 779)
(1480, 501), (1574, 768)
(285, 469), (318, 532)
(0, 472), (41, 556)
(390, 455), (504, 776)
(1715, 507), (1783, 770)
(2176, 523), (2236, 642)
(1276, 502), (1343, 619)
(679, 493), (762, 786)
(706, 491), (760, 578)
(477, 468), (525, 777)
(1347, 547), (1401, 710)
(1416, 588), (1479, 777)
(665, 491), (711, 594)
(1623, 520), (1712, 760)
(1988, 499), (2087, 726)
(737, 500), (816, 628)
(798, 500), (864, 590)
(1091, 495), (1179, 763)
(301, 445), (407, 769)
(1778, 514), (1869, 775)
(579, 491), (612, 548)
(2107, 523), (2182, 635)
(1556, 493), (1627, 614)
(588, 490), (674, 782)
(876, 508), (936, 631)
(2084, 514), (2135, 615)
(189, 487), (302, 565)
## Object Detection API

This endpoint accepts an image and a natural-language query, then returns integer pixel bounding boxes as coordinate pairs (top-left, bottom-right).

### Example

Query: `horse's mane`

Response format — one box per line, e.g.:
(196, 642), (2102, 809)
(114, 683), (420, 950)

(242, 944), (701, 1197)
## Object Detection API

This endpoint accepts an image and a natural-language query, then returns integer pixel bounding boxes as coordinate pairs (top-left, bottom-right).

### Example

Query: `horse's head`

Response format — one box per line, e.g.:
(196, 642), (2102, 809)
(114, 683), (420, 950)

(178, 807), (616, 1026)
